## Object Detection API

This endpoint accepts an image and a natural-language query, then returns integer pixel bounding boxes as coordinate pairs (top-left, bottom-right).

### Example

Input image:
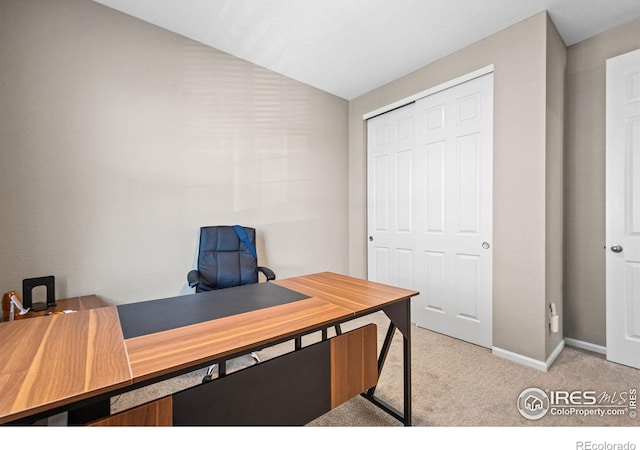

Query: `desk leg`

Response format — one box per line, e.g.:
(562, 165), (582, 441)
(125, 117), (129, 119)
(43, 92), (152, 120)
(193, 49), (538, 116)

(401, 311), (411, 426)
(361, 298), (412, 426)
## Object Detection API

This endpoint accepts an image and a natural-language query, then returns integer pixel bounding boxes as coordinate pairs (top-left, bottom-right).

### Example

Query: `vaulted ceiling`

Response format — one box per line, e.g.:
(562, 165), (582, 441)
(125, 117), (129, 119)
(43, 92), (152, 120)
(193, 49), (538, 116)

(93, 0), (640, 99)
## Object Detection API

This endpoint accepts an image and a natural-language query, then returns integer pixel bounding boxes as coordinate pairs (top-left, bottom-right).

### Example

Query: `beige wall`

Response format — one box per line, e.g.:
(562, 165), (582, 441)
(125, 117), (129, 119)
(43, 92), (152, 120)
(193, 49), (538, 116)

(564, 17), (640, 346)
(0, 0), (348, 305)
(545, 16), (566, 357)
(349, 12), (558, 361)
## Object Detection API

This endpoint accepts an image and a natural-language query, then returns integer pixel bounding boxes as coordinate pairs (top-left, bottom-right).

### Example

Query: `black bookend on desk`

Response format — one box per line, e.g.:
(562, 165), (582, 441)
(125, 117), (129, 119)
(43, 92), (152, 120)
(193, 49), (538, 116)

(22, 276), (56, 311)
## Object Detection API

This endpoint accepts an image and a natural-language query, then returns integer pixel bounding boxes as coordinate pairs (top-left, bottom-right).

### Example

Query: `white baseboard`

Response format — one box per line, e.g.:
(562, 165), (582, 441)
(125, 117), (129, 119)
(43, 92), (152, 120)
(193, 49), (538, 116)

(492, 340), (564, 372)
(492, 347), (547, 371)
(546, 340), (565, 369)
(564, 338), (606, 355)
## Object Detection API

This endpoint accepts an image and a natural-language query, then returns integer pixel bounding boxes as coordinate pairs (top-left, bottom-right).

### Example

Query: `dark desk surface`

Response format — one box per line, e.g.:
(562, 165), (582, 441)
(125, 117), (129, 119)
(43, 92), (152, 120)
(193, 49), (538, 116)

(117, 282), (310, 339)
(0, 272), (418, 424)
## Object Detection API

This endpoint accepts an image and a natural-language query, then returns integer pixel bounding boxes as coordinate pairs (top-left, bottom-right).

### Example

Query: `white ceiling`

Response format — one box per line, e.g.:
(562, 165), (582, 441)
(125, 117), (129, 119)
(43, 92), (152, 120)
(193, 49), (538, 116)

(93, 0), (640, 100)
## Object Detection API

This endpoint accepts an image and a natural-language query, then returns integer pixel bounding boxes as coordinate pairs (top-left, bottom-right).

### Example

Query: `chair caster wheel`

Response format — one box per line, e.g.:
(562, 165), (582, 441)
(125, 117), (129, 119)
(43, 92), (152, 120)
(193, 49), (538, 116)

(202, 374), (213, 384)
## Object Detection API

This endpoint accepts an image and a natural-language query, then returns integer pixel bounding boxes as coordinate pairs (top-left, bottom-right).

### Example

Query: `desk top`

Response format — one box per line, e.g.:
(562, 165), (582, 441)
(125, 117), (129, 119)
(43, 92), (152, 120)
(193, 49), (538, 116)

(273, 271), (417, 314)
(0, 306), (131, 423)
(0, 272), (418, 424)
(22, 295), (109, 319)
(117, 282), (310, 339)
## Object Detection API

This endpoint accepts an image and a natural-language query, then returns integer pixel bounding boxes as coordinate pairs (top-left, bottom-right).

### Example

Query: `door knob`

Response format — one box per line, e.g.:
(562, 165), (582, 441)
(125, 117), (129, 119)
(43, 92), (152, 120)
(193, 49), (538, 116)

(482, 242), (490, 249)
(611, 245), (623, 253)
(369, 236), (373, 242)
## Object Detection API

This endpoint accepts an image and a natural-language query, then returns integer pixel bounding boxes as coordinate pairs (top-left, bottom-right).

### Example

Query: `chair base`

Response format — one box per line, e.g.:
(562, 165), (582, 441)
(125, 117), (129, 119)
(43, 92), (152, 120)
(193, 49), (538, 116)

(202, 352), (261, 383)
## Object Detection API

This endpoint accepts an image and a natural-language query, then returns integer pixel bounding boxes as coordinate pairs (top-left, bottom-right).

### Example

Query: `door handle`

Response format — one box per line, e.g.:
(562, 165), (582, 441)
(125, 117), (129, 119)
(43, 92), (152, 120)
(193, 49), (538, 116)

(611, 245), (623, 253)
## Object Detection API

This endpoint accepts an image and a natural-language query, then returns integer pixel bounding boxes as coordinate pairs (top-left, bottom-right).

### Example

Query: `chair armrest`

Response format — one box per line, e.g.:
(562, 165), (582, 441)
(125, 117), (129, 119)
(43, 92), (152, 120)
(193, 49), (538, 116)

(258, 266), (276, 281)
(187, 269), (201, 288)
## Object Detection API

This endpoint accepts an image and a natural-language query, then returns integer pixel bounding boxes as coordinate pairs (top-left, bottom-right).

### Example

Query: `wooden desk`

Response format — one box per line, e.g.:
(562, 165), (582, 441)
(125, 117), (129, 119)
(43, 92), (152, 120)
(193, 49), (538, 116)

(0, 306), (131, 423)
(1, 294), (107, 322)
(22, 295), (109, 319)
(0, 272), (418, 426)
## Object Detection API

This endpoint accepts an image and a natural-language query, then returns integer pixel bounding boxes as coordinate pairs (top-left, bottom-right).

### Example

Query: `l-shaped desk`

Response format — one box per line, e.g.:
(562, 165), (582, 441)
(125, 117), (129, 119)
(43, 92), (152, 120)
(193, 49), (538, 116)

(0, 272), (418, 426)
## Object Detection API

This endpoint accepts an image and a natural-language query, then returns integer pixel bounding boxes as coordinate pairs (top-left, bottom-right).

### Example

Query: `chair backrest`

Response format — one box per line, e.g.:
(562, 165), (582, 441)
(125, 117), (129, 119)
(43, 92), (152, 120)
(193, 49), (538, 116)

(196, 226), (259, 291)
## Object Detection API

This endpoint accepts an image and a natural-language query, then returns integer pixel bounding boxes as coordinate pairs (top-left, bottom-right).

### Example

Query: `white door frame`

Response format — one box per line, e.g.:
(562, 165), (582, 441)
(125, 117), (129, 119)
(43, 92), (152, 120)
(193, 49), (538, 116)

(363, 65), (494, 121)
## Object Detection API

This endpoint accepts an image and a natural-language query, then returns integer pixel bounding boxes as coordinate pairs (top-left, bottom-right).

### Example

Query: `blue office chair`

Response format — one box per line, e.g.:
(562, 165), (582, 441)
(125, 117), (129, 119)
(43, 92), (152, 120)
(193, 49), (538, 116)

(187, 225), (276, 382)
(188, 225), (275, 293)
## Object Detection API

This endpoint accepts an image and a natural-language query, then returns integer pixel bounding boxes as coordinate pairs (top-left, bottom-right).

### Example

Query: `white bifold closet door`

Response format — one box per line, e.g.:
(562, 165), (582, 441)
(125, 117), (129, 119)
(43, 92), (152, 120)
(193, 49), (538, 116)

(367, 73), (493, 348)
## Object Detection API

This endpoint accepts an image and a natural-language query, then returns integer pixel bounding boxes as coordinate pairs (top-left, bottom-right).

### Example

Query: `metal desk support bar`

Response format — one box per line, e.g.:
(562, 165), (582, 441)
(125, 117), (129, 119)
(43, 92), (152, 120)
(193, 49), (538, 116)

(361, 298), (412, 426)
